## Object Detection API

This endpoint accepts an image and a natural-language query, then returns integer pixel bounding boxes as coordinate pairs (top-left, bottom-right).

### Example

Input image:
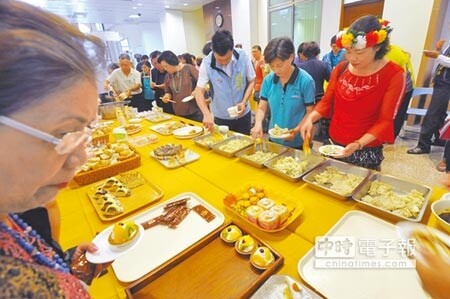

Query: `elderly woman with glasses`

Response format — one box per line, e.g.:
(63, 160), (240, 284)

(300, 15), (405, 171)
(0, 1), (105, 297)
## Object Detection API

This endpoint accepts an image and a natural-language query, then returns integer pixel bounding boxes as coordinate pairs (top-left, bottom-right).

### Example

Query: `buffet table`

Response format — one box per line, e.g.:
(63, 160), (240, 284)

(55, 114), (448, 299)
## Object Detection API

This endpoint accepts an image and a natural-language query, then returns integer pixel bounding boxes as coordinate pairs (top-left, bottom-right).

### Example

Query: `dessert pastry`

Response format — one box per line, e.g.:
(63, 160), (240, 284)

(220, 225), (242, 243)
(115, 186), (131, 197)
(270, 204), (289, 224)
(153, 144), (183, 160)
(257, 197), (275, 210)
(100, 194), (124, 216)
(245, 205), (264, 224)
(103, 177), (120, 188)
(250, 246), (275, 269)
(235, 235), (257, 255)
(93, 188), (107, 200)
(257, 210), (280, 230)
(108, 220), (139, 246)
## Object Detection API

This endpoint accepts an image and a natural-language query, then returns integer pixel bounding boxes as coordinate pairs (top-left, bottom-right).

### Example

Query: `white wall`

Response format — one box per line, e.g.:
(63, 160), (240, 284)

(160, 10), (187, 54)
(183, 9), (207, 57)
(383, 0), (434, 80)
(231, 0), (252, 53)
(319, 0), (342, 57)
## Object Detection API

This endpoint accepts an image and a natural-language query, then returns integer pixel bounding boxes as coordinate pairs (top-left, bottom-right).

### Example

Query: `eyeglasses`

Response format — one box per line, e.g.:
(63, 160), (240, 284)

(0, 115), (92, 155)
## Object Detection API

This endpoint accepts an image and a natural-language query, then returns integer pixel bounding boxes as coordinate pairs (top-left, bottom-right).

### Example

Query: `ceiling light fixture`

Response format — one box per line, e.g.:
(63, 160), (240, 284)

(128, 13), (141, 19)
(183, 3), (188, 6)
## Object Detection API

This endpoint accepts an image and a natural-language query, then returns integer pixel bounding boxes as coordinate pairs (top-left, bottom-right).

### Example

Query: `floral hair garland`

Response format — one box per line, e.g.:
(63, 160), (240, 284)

(336, 19), (393, 49)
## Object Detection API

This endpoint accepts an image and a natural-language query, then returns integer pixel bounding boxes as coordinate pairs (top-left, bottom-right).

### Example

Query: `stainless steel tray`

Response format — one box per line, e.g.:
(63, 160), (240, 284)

(352, 173), (431, 223)
(302, 159), (372, 200)
(211, 134), (254, 157)
(236, 141), (288, 168)
(193, 132), (234, 149)
(264, 149), (325, 182)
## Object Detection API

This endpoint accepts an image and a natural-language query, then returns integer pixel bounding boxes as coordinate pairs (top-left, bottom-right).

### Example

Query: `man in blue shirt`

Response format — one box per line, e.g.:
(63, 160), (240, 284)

(322, 35), (346, 71)
(195, 30), (255, 135)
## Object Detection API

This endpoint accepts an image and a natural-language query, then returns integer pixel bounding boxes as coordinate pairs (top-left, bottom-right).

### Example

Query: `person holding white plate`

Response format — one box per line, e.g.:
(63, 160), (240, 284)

(158, 51), (203, 122)
(299, 16), (405, 170)
(251, 37), (315, 149)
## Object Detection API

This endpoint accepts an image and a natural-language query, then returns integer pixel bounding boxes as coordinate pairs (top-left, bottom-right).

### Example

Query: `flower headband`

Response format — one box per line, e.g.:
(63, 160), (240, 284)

(336, 19), (393, 49)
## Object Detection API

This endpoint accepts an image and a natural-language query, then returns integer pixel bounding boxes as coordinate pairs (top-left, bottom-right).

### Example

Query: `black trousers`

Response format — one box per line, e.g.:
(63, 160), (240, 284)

(129, 93), (152, 112)
(214, 111), (251, 135)
(417, 81), (450, 149)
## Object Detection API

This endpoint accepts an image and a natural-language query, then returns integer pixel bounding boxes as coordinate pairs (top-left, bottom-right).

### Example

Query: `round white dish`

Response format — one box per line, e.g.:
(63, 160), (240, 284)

(268, 128), (290, 139)
(318, 144), (345, 157)
(86, 224), (144, 264)
(172, 126), (203, 139)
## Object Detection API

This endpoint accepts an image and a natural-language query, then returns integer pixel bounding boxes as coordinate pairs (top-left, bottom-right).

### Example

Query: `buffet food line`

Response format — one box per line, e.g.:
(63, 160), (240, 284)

(55, 111), (448, 299)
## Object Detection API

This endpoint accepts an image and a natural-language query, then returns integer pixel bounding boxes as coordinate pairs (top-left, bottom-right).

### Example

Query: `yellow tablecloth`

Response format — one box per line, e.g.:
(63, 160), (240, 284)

(55, 114), (449, 299)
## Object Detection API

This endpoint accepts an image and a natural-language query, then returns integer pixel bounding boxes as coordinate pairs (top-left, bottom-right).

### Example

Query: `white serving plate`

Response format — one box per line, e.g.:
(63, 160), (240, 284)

(86, 224), (144, 264)
(318, 144), (345, 157)
(251, 274), (322, 299)
(145, 113), (172, 123)
(112, 192), (225, 282)
(150, 149), (200, 169)
(268, 128), (290, 139)
(172, 125), (203, 139)
(298, 211), (428, 299)
(150, 121), (185, 135)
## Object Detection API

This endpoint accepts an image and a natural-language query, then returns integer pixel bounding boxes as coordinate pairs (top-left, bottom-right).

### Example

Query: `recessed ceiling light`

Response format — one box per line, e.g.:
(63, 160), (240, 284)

(137, 3), (143, 6)
(132, 6), (137, 9)
(128, 14), (141, 19)
(165, 5), (170, 8)
(183, 3), (188, 6)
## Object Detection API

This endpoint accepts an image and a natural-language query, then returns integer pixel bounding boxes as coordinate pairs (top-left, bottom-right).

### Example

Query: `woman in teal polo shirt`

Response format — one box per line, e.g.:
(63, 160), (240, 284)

(251, 37), (316, 148)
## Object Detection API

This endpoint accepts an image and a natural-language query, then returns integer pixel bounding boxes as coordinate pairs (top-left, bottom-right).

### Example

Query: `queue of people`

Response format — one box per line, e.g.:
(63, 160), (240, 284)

(1, 1), (449, 297)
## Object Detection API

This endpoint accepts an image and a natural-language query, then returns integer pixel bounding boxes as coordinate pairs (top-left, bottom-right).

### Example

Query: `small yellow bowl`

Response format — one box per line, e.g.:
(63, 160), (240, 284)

(431, 199), (450, 234)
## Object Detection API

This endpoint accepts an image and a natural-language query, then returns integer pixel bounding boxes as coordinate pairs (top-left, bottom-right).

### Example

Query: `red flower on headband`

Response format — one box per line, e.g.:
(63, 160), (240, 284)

(365, 31), (379, 47)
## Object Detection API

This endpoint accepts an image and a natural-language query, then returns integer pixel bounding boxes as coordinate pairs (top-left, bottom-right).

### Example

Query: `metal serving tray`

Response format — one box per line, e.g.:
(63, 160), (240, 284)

(352, 173), (431, 223)
(302, 159), (372, 200)
(264, 149), (325, 182)
(211, 134), (254, 157)
(236, 141), (288, 168)
(193, 132), (234, 149)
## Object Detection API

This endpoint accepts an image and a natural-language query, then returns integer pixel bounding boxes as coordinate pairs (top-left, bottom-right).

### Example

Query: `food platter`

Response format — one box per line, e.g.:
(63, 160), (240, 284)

(193, 132), (234, 149)
(211, 134), (254, 157)
(251, 275), (322, 299)
(223, 184), (303, 232)
(172, 125), (203, 139)
(150, 144), (200, 169)
(86, 224), (144, 264)
(123, 124), (142, 135)
(150, 120), (186, 135)
(318, 145), (345, 157)
(125, 221), (283, 298)
(302, 159), (372, 199)
(86, 171), (163, 222)
(264, 149), (325, 182)
(112, 192), (225, 283)
(236, 141), (288, 168)
(352, 173), (431, 223)
(145, 113), (172, 123)
(127, 134), (158, 147)
(298, 211), (428, 299)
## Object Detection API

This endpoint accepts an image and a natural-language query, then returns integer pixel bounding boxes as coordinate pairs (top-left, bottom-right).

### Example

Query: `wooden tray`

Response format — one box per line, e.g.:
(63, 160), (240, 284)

(87, 172), (163, 222)
(125, 222), (284, 299)
(73, 150), (141, 186)
(223, 186), (303, 233)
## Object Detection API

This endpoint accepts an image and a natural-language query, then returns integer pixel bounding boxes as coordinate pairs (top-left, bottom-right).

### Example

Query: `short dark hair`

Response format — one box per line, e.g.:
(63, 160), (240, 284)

(211, 30), (234, 56)
(202, 41), (212, 56)
(157, 51), (179, 66)
(150, 50), (161, 59)
(141, 61), (151, 68)
(330, 35), (337, 45)
(263, 37), (295, 64)
(141, 55), (149, 60)
(119, 53), (131, 60)
(297, 42), (307, 55)
(252, 45), (262, 51)
(303, 41), (321, 59)
(182, 53), (195, 65)
(349, 15), (390, 60)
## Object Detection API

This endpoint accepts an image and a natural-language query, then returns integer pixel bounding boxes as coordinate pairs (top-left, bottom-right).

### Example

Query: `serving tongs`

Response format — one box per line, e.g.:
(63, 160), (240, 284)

(254, 137), (264, 152)
(303, 138), (311, 157)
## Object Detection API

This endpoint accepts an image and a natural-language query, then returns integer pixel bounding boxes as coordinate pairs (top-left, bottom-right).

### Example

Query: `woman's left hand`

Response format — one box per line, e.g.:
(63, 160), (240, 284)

(336, 142), (360, 158)
(236, 102), (246, 116)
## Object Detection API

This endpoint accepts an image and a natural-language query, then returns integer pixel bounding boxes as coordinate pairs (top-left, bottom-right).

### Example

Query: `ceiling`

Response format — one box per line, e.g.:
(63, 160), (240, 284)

(19, 0), (215, 25)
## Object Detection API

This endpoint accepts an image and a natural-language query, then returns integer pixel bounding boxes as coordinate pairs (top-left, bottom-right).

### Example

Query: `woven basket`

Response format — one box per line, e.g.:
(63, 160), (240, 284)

(73, 153), (141, 186)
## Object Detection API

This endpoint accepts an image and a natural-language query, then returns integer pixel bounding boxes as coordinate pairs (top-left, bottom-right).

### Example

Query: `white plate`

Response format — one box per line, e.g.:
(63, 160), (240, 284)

(86, 224), (144, 264)
(251, 275), (322, 299)
(318, 144), (345, 157)
(112, 192), (225, 282)
(128, 118), (142, 124)
(268, 128), (290, 139)
(172, 126), (203, 139)
(181, 95), (195, 102)
(150, 149), (200, 169)
(298, 211), (428, 299)
(145, 114), (172, 123)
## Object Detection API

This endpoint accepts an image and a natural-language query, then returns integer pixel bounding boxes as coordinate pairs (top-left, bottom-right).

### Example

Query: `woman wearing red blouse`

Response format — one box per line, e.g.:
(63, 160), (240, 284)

(300, 15), (405, 170)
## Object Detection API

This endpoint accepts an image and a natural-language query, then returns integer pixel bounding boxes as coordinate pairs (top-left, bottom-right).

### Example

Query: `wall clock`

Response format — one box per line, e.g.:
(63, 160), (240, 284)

(215, 13), (224, 27)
